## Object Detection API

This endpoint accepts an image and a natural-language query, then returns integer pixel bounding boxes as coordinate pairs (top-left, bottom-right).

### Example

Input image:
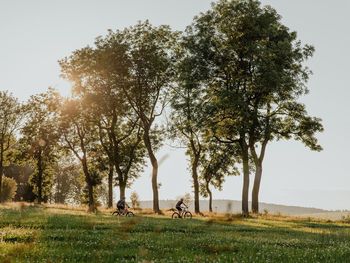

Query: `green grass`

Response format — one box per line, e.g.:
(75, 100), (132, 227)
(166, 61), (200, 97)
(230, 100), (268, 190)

(1, 204), (350, 262)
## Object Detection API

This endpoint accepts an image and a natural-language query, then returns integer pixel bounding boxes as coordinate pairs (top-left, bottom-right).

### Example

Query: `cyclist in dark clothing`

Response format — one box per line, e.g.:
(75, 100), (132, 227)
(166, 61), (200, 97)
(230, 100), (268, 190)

(117, 197), (129, 213)
(175, 198), (188, 216)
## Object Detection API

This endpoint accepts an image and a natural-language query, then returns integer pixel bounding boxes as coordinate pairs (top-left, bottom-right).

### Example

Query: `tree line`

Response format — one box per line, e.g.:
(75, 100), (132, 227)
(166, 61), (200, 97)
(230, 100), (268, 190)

(0, 0), (323, 215)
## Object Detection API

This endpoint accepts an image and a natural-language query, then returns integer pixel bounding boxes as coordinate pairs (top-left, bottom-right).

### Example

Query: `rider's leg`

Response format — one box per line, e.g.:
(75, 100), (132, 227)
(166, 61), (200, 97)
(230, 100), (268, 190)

(177, 207), (182, 217)
(118, 206), (123, 214)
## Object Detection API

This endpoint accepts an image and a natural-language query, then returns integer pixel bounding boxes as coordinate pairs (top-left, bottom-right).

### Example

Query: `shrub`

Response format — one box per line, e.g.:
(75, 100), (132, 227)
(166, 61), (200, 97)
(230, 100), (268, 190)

(1, 176), (17, 202)
(341, 215), (350, 223)
(130, 191), (140, 209)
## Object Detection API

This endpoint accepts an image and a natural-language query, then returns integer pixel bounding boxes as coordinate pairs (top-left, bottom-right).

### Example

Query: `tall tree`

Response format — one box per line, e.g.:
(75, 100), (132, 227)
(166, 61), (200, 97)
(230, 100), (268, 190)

(20, 89), (61, 204)
(59, 98), (100, 212)
(183, 0), (257, 215)
(120, 21), (178, 213)
(184, 0), (323, 215)
(249, 102), (323, 213)
(88, 38), (146, 202)
(97, 117), (145, 200)
(170, 54), (206, 214)
(59, 37), (146, 206)
(0, 91), (23, 202)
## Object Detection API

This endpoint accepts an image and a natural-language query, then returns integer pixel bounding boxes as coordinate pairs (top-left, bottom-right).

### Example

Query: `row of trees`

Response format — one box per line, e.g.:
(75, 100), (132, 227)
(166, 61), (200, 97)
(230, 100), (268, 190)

(0, 0), (323, 215)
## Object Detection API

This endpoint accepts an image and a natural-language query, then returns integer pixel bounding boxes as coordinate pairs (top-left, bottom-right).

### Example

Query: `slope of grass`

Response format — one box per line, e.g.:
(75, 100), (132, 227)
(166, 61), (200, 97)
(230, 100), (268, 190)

(1, 203), (350, 262)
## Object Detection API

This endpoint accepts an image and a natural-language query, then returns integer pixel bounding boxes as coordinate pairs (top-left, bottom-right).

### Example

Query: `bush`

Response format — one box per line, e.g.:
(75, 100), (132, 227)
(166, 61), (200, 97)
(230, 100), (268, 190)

(1, 176), (17, 202)
(130, 191), (140, 209)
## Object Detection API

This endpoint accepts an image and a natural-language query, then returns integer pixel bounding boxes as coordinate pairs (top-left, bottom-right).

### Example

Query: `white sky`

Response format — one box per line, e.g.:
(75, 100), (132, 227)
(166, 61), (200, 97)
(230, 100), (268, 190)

(0, 0), (349, 210)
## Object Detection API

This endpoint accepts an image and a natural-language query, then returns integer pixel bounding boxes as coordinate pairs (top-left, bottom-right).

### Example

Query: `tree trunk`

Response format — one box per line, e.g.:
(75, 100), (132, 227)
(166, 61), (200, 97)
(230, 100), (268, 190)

(0, 147), (4, 203)
(249, 138), (268, 214)
(151, 157), (159, 213)
(0, 166), (3, 203)
(115, 165), (126, 201)
(191, 152), (200, 214)
(82, 160), (94, 212)
(143, 130), (160, 214)
(252, 163), (262, 214)
(37, 171), (43, 204)
(241, 145), (250, 216)
(87, 180), (94, 212)
(37, 153), (43, 204)
(206, 181), (213, 213)
(209, 191), (213, 213)
(119, 184), (126, 200)
(108, 164), (114, 208)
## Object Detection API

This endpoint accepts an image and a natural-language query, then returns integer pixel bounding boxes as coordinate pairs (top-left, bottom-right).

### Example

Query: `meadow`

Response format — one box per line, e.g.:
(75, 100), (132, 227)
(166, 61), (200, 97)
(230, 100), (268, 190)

(0, 203), (350, 262)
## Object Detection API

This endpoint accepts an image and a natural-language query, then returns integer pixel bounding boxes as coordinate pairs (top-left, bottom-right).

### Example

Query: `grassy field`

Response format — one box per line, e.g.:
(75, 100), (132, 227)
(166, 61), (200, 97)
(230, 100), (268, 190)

(1, 203), (350, 262)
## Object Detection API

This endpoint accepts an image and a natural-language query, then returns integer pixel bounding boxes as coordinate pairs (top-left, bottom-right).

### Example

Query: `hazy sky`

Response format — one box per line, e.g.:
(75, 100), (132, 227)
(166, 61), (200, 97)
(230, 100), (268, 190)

(1, 0), (349, 210)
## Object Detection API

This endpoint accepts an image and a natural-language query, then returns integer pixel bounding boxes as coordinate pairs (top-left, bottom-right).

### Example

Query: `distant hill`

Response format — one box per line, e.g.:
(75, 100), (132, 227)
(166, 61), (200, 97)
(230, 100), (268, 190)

(139, 199), (328, 215)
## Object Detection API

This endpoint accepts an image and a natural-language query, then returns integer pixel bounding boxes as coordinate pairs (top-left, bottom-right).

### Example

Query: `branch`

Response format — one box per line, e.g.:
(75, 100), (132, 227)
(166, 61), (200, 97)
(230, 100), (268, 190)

(63, 133), (82, 162)
(214, 135), (240, 144)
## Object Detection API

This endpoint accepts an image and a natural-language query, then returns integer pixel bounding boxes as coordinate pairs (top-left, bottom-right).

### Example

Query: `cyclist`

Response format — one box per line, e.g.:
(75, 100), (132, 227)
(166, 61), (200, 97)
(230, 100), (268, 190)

(117, 197), (129, 214)
(175, 198), (188, 217)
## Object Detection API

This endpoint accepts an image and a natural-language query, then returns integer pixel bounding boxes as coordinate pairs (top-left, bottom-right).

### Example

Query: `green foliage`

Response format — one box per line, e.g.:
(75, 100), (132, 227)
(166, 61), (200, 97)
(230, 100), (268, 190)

(59, 27), (149, 198)
(119, 21), (178, 124)
(59, 98), (102, 210)
(0, 91), (24, 201)
(199, 141), (239, 198)
(0, 177), (17, 202)
(19, 89), (62, 203)
(181, 0), (323, 213)
(94, 179), (109, 207)
(52, 157), (84, 205)
(0, 91), (23, 164)
(183, 0), (322, 144)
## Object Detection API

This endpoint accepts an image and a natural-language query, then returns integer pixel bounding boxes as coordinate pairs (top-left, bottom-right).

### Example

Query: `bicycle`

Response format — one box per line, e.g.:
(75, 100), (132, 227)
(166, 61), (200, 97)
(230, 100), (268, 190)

(172, 206), (192, 219)
(112, 207), (134, 217)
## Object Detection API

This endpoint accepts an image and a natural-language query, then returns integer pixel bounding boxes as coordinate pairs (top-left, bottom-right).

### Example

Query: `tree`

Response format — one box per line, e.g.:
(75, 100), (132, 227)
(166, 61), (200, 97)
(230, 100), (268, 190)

(20, 89), (61, 204)
(249, 102), (323, 213)
(95, 178), (109, 207)
(183, 0), (255, 215)
(59, 98), (101, 212)
(120, 21), (178, 213)
(184, 0), (323, 215)
(52, 156), (84, 204)
(170, 44), (208, 214)
(0, 176), (17, 202)
(4, 164), (35, 202)
(130, 191), (140, 209)
(199, 142), (238, 212)
(59, 36), (146, 206)
(0, 91), (23, 202)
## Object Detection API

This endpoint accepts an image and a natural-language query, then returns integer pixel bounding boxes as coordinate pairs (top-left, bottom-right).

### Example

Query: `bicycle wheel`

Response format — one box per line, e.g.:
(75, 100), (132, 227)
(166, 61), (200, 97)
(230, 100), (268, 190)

(112, 211), (120, 216)
(183, 211), (192, 219)
(172, 212), (180, 219)
(126, 211), (134, 217)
